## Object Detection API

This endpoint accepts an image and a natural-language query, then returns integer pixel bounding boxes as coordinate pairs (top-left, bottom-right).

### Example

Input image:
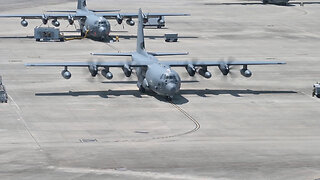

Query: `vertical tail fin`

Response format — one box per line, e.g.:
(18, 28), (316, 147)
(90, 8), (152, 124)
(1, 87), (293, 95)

(136, 9), (146, 54)
(77, 0), (88, 10)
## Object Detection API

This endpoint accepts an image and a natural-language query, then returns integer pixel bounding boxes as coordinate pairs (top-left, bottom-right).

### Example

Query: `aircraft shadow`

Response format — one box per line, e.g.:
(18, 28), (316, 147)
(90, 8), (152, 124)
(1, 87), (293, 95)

(0, 36), (34, 39)
(204, 2), (296, 6)
(34, 89), (297, 105)
(109, 35), (199, 40)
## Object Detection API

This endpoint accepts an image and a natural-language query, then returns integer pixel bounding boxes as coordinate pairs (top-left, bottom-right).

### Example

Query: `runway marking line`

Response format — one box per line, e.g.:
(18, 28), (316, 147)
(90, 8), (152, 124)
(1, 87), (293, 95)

(8, 94), (42, 150)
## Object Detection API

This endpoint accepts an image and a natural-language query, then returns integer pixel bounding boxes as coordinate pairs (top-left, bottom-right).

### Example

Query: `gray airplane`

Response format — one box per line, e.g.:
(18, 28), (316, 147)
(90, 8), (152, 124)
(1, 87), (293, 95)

(26, 9), (285, 100)
(0, 0), (189, 41)
(206, 0), (320, 6)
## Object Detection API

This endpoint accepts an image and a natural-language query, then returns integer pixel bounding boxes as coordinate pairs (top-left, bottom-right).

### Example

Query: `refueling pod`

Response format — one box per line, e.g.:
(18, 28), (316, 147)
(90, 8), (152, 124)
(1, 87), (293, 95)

(61, 68), (71, 79)
(240, 65), (252, 77)
(21, 19), (28, 27)
(198, 67), (212, 79)
(101, 68), (113, 80)
(126, 19), (135, 26)
(52, 20), (60, 27)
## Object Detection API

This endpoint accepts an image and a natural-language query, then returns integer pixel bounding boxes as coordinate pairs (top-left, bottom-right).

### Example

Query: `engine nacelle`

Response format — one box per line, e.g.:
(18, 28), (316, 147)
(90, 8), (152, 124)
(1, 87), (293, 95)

(186, 64), (196, 76)
(142, 14), (148, 23)
(126, 19), (135, 26)
(198, 68), (212, 79)
(122, 65), (132, 77)
(219, 64), (230, 75)
(101, 69), (113, 80)
(61, 69), (71, 79)
(116, 14), (123, 24)
(68, 15), (74, 25)
(21, 20), (28, 27)
(42, 15), (48, 24)
(240, 68), (252, 78)
(52, 20), (60, 27)
(88, 65), (98, 77)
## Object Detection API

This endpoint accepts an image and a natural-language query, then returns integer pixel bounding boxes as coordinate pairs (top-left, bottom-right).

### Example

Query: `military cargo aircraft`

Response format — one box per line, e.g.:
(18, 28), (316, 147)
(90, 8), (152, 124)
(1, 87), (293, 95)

(26, 9), (285, 100)
(205, 0), (320, 6)
(0, 0), (189, 41)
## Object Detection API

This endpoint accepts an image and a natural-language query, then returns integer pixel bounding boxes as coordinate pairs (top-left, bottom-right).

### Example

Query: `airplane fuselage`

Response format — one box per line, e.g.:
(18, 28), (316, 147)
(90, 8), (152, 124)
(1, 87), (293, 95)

(77, 9), (111, 40)
(131, 52), (181, 98)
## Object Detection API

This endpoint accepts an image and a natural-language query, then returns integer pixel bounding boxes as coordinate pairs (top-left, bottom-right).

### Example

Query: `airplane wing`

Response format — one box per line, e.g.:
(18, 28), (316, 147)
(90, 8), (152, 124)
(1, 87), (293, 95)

(98, 13), (190, 19)
(289, 1), (320, 4)
(25, 62), (148, 67)
(91, 52), (188, 56)
(204, 2), (263, 5)
(0, 14), (85, 20)
(161, 61), (286, 67)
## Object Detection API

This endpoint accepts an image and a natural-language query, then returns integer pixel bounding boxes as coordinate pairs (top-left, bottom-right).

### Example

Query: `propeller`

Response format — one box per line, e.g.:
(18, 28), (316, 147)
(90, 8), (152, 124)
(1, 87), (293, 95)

(218, 57), (238, 80)
(181, 58), (198, 79)
(83, 57), (105, 83)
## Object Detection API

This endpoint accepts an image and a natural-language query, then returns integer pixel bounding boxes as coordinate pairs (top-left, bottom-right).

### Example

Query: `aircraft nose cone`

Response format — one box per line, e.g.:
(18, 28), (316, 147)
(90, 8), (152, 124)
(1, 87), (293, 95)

(165, 83), (177, 95)
(98, 27), (106, 33)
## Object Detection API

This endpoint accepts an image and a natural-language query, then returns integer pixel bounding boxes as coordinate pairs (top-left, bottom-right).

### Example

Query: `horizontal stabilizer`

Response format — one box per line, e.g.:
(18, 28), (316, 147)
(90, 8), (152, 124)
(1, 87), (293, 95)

(148, 52), (189, 56)
(91, 53), (132, 56)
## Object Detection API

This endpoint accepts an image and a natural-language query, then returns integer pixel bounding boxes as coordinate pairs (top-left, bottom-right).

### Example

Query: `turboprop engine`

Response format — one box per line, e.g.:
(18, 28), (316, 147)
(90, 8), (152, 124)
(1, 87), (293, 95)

(122, 65), (132, 77)
(185, 64), (196, 76)
(116, 14), (123, 24)
(68, 15), (74, 25)
(88, 65), (98, 77)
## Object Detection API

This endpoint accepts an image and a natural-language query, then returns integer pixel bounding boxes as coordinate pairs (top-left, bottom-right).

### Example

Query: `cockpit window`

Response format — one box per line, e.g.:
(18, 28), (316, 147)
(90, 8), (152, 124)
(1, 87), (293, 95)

(163, 74), (177, 81)
(99, 21), (107, 25)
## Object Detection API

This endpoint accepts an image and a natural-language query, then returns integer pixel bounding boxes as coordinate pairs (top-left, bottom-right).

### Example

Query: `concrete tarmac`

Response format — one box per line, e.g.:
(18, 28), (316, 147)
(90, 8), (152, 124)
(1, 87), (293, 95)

(0, 0), (320, 179)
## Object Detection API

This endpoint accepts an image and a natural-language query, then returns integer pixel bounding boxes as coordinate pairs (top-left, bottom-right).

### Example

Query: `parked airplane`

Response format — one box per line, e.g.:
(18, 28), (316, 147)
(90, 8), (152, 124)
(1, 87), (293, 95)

(26, 9), (285, 100)
(0, 0), (189, 41)
(205, 0), (320, 6)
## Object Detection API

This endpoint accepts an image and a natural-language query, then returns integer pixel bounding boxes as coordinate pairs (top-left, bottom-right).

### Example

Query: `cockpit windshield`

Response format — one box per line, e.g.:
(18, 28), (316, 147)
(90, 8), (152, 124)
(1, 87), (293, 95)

(98, 21), (107, 25)
(161, 74), (177, 82)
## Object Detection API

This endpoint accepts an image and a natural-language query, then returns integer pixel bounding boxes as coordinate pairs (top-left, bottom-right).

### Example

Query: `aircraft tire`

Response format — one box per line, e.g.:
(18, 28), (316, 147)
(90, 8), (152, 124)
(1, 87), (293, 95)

(139, 86), (145, 93)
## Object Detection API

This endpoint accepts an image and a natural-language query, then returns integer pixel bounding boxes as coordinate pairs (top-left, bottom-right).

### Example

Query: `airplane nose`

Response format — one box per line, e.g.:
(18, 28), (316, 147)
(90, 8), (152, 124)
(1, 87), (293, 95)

(98, 27), (106, 34)
(165, 83), (177, 95)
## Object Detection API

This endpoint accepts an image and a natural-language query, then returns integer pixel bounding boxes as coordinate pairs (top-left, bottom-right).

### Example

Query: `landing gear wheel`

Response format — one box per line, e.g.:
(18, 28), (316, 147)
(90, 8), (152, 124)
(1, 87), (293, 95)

(139, 86), (146, 93)
(166, 96), (173, 101)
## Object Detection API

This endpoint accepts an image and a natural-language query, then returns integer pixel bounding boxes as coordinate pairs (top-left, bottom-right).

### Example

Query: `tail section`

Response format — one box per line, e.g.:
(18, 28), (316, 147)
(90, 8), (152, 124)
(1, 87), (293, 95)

(136, 9), (146, 54)
(77, 0), (88, 10)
